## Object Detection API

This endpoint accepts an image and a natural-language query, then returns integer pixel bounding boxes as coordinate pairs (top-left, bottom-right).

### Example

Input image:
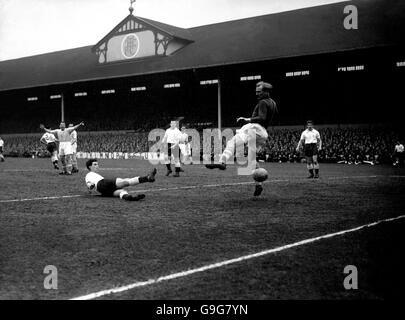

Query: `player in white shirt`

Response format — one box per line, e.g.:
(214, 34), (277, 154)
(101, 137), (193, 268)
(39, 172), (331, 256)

(40, 132), (59, 169)
(68, 123), (79, 173)
(161, 120), (182, 177)
(0, 137), (5, 162)
(85, 159), (157, 201)
(296, 120), (322, 178)
(393, 141), (404, 167)
(40, 121), (84, 175)
(179, 125), (192, 165)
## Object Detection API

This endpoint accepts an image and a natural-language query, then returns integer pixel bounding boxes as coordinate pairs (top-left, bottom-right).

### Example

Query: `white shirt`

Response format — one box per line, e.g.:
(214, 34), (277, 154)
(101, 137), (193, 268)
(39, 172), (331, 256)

(41, 133), (57, 144)
(0, 139), (3, 147)
(163, 127), (182, 144)
(85, 172), (104, 192)
(300, 129), (321, 144)
(395, 144), (404, 153)
(179, 132), (189, 143)
(70, 130), (77, 147)
(49, 128), (75, 142)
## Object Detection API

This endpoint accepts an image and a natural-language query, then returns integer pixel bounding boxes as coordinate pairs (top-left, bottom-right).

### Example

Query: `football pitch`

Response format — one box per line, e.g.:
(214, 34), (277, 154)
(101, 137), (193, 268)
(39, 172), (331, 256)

(1, 158), (405, 300)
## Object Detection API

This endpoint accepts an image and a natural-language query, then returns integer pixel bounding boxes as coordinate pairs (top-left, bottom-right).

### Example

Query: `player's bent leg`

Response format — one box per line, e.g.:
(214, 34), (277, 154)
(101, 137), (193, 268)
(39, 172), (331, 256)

(306, 157), (314, 178)
(173, 151), (182, 176)
(115, 168), (157, 188)
(165, 145), (173, 176)
(51, 152), (59, 169)
(206, 135), (244, 170)
(115, 179), (130, 188)
(252, 138), (266, 197)
(59, 154), (67, 174)
(115, 189), (146, 201)
(165, 156), (172, 176)
(247, 133), (263, 172)
(65, 154), (73, 175)
(313, 155), (320, 178)
(253, 183), (263, 197)
(71, 153), (79, 172)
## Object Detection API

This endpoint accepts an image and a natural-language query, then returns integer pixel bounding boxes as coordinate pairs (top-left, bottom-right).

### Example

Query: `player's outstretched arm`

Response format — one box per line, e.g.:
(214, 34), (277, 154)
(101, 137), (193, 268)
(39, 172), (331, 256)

(68, 122), (85, 132)
(40, 124), (54, 134)
(236, 117), (250, 124)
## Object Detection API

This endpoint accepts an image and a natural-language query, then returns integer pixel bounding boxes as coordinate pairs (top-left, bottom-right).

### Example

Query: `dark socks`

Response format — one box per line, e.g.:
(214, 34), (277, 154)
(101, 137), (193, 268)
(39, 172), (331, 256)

(139, 176), (148, 183)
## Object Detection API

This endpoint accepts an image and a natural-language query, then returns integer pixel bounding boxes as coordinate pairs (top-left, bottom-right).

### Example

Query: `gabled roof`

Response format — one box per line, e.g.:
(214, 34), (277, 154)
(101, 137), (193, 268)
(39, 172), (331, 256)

(92, 14), (193, 51)
(136, 16), (193, 41)
(0, 0), (404, 92)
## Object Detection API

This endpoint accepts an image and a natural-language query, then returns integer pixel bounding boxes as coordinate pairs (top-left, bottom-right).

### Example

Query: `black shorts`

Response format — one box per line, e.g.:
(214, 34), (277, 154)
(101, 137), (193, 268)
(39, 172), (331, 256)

(46, 142), (57, 153)
(304, 143), (318, 157)
(0, 146), (3, 153)
(167, 143), (180, 158)
(96, 179), (118, 197)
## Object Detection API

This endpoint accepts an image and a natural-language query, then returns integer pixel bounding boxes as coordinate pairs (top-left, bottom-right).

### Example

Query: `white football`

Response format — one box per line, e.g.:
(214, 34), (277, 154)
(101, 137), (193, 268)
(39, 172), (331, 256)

(252, 168), (268, 182)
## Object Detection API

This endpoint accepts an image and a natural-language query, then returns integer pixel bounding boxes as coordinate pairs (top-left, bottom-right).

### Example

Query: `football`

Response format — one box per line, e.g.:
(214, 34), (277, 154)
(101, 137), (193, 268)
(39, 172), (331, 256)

(252, 168), (268, 182)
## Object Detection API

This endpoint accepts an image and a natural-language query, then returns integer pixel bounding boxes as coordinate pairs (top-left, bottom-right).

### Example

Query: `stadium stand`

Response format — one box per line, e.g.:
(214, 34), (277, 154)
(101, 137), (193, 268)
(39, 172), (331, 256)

(2, 125), (403, 164)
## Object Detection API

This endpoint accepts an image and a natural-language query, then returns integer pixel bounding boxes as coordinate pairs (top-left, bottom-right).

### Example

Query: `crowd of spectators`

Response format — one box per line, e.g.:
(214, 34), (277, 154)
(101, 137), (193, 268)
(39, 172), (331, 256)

(1, 126), (403, 165)
(0, 108), (207, 134)
(260, 127), (402, 164)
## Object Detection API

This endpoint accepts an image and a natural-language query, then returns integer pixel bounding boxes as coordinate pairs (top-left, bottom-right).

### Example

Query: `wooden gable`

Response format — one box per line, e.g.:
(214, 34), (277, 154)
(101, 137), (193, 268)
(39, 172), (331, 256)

(92, 15), (192, 64)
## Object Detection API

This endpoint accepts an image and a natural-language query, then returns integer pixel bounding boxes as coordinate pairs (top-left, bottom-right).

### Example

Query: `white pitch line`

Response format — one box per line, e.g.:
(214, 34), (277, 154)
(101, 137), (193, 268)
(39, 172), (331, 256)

(0, 175), (402, 204)
(0, 195), (83, 203)
(70, 214), (405, 300)
(0, 180), (267, 203)
(133, 180), (290, 193)
(327, 175), (378, 180)
(0, 168), (139, 173)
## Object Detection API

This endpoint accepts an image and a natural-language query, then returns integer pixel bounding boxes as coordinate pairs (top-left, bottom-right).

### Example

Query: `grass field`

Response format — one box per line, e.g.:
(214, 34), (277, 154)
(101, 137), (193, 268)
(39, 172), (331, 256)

(1, 158), (405, 300)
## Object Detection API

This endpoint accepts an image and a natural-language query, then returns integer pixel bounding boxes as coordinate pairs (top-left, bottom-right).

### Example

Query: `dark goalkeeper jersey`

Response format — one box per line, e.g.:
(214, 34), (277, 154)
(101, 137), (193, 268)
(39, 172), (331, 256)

(250, 98), (278, 128)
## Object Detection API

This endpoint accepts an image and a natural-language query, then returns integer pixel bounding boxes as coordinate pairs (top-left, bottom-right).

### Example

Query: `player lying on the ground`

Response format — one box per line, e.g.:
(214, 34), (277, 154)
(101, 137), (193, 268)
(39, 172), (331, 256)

(40, 121), (84, 175)
(296, 120), (322, 179)
(205, 81), (278, 196)
(40, 132), (59, 169)
(85, 159), (157, 201)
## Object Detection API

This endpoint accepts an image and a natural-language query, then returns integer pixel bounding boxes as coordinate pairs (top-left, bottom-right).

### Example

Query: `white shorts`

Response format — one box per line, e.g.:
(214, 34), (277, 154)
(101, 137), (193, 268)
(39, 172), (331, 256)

(179, 143), (191, 156)
(71, 144), (77, 154)
(236, 123), (268, 146)
(59, 142), (73, 156)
